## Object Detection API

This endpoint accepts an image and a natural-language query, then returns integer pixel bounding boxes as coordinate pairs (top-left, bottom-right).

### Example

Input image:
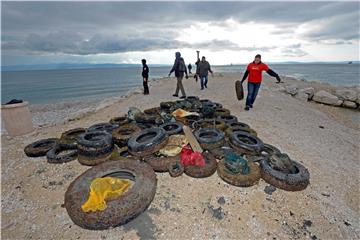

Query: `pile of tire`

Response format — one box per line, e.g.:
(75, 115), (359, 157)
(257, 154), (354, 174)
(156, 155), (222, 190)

(22, 96), (310, 230)
(77, 131), (114, 166)
(24, 135), (79, 164)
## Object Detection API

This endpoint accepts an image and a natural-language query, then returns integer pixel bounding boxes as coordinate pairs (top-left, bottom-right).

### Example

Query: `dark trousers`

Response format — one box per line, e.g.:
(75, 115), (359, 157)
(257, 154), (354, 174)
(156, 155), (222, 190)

(175, 75), (186, 96)
(246, 82), (261, 107)
(143, 77), (149, 95)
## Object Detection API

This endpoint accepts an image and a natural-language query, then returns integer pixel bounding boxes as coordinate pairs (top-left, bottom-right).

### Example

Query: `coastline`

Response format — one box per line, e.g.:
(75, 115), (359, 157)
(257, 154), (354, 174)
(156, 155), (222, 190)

(28, 86), (143, 127)
(1, 72), (359, 239)
(24, 77), (168, 128)
(16, 72), (359, 130)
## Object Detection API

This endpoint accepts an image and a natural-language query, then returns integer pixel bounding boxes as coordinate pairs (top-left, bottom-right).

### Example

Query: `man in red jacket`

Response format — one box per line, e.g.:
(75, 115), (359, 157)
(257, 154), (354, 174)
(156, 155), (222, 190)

(241, 54), (282, 111)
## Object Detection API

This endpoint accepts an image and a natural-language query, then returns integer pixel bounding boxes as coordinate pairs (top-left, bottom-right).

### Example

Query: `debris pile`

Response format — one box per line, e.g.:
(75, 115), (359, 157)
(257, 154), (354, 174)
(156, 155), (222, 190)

(24, 96), (310, 230)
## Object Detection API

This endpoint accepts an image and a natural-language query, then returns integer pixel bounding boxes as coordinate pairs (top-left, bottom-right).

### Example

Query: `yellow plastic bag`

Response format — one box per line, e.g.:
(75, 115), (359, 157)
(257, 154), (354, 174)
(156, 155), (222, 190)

(172, 109), (199, 118)
(159, 135), (189, 156)
(81, 177), (130, 213)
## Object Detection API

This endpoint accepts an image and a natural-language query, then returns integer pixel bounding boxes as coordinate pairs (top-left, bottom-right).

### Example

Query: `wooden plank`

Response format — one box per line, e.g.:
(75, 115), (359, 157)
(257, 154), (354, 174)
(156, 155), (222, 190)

(183, 125), (203, 153)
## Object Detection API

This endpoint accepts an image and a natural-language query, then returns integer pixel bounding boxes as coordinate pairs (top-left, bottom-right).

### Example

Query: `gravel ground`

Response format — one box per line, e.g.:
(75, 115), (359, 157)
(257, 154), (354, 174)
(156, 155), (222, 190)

(1, 72), (359, 239)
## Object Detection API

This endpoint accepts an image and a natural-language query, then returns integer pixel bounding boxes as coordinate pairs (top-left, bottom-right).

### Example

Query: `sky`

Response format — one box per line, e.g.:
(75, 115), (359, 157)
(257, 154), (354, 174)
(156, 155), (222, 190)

(1, 1), (359, 66)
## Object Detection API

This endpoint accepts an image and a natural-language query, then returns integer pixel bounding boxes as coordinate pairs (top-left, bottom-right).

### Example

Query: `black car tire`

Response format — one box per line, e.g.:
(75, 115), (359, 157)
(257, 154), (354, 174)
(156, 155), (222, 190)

(77, 131), (114, 166)
(87, 123), (119, 133)
(184, 152), (218, 178)
(160, 122), (183, 135)
(60, 128), (86, 144)
(194, 128), (226, 150)
(260, 158), (310, 191)
(109, 116), (129, 126)
(168, 162), (184, 177)
(46, 143), (78, 164)
(128, 128), (168, 157)
(64, 159), (157, 230)
(112, 125), (141, 147)
(218, 115), (238, 124)
(214, 108), (230, 117)
(24, 138), (59, 157)
(229, 131), (264, 155)
(143, 155), (179, 172)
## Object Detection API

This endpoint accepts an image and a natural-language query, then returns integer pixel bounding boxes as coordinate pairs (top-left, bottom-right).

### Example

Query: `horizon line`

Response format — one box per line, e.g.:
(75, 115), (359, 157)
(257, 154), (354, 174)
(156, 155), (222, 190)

(2, 60), (359, 68)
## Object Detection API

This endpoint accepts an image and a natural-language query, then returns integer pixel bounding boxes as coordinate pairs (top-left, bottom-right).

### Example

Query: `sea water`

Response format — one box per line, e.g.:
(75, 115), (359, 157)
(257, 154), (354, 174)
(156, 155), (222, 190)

(1, 64), (359, 104)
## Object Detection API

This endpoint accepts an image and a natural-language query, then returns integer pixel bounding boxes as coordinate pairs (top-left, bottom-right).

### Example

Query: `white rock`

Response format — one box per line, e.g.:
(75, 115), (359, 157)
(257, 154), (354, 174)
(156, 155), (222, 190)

(285, 84), (298, 96)
(357, 93), (360, 105)
(335, 89), (357, 101)
(313, 90), (343, 106)
(300, 87), (315, 100)
(295, 91), (309, 101)
(342, 100), (357, 109)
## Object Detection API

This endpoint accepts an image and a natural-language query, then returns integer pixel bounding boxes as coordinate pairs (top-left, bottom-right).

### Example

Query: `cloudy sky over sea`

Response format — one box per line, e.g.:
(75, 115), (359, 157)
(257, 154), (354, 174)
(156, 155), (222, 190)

(2, 1), (359, 66)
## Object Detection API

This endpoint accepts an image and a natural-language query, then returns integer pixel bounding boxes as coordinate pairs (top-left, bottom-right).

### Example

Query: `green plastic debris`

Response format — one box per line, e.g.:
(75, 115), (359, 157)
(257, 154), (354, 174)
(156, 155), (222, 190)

(224, 151), (250, 175)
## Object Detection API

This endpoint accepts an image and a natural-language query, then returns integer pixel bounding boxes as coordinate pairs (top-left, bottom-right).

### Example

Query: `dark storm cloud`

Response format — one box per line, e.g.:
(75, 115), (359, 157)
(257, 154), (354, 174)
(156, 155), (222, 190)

(1, 1), (359, 56)
(3, 2), (358, 29)
(3, 28), (277, 55)
(3, 31), (253, 55)
(301, 11), (360, 41)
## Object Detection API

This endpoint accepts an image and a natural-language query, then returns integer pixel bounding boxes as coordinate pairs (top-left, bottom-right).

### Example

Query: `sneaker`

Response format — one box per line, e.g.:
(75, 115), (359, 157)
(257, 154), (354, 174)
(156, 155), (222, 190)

(204, 84), (207, 88)
(249, 104), (253, 108)
(244, 106), (250, 111)
(172, 94), (178, 97)
(180, 96), (186, 99)
(201, 87), (204, 90)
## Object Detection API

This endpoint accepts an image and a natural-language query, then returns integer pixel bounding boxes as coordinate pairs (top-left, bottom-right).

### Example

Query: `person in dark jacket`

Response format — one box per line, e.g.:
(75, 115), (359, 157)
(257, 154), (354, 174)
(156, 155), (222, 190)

(194, 57), (200, 82)
(241, 54), (282, 111)
(188, 63), (192, 74)
(141, 59), (149, 95)
(168, 52), (188, 99)
(197, 56), (213, 90)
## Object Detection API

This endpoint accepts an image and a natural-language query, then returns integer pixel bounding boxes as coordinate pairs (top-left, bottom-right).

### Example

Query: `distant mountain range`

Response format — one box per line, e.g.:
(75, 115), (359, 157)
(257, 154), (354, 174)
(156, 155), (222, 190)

(2, 61), (359, 72)
(1, 63), (168, 72)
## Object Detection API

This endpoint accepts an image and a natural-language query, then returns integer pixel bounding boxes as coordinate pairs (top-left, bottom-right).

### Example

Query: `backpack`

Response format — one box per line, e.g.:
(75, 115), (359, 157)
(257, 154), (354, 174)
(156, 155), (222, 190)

(177, 58), (186, 72)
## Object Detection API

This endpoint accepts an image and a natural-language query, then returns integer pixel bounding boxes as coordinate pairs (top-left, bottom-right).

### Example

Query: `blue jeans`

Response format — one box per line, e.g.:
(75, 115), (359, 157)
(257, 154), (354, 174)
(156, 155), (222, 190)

(200, 75), (208, 89)
(246, 82), (261, 107)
